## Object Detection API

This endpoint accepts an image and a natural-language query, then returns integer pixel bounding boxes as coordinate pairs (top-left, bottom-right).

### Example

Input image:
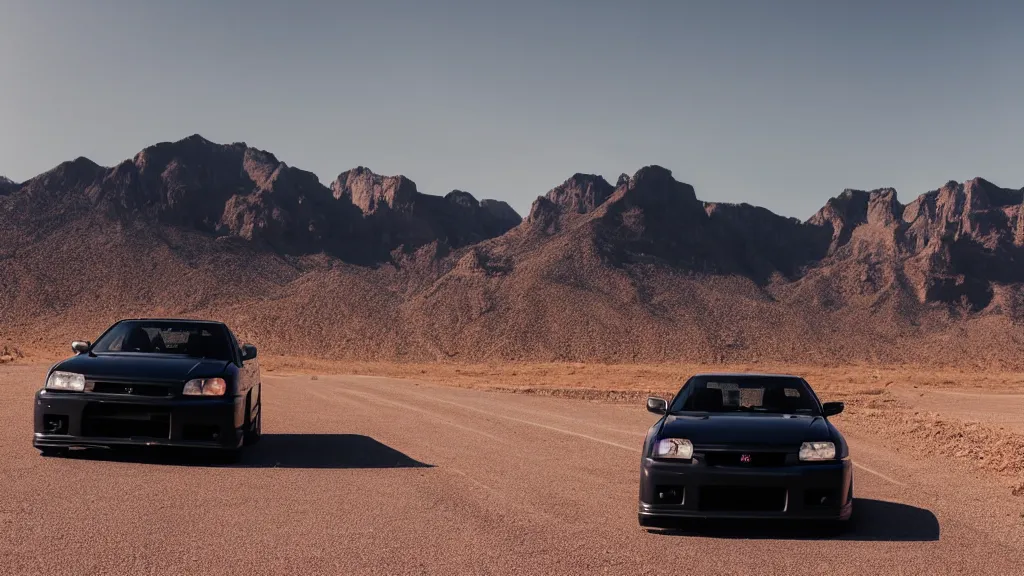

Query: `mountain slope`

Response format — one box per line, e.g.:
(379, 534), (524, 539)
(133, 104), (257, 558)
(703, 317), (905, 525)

(396, 166), (1024, 366)
(2, 136), (1022, 366)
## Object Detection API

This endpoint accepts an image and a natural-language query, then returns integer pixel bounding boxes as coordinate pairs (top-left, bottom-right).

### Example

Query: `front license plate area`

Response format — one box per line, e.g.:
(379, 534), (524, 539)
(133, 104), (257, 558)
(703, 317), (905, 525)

(699, 485), (787, 512)
(82, 404), (171, 439)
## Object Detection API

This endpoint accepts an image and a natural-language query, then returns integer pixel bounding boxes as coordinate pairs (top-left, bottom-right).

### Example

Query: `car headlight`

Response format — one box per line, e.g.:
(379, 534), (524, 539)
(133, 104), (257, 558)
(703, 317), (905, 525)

(45, 371), (85, 391)
(654, 438), (693, 460)
(183, 377), (227, 396)
(799, 441), (836, 461)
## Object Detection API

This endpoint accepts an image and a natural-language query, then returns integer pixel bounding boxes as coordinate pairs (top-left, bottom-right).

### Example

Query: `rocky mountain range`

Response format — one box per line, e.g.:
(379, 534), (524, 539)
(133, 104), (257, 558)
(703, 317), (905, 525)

(2, 135), (1022, 367)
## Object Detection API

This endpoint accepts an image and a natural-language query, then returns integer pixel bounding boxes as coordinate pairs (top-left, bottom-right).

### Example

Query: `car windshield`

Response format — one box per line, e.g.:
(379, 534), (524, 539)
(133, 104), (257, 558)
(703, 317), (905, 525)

(91, 321), (234, 361)
(668, 375), (820, 415)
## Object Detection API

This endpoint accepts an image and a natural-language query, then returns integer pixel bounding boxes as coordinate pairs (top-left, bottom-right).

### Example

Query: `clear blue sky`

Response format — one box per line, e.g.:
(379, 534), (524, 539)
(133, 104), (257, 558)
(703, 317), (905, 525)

(2, 0), (1022, 219)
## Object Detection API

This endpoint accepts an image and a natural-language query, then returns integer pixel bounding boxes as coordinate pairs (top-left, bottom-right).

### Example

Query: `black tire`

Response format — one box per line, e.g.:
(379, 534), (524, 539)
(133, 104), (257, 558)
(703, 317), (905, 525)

(840, 479), (855, 524)
(244, 396), (261, 446)
(39, 447), (68, 458)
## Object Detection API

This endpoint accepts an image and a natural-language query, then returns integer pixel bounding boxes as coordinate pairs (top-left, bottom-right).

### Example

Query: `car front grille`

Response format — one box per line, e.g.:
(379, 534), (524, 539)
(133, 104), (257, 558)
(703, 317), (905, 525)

(702, 451), (788, 467)
(90, 381), (174, 397)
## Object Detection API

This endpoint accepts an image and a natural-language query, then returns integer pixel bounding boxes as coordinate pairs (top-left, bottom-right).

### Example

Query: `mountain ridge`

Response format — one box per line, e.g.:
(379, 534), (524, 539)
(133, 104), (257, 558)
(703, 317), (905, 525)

(7, 135), (1018, 235)
(2, 135), (1023, 367)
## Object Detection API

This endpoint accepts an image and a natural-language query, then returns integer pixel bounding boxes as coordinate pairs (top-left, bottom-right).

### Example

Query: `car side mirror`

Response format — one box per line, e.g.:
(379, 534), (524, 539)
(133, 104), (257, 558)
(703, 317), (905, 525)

(71, 341), (91, 354)
(240, 344), (258, 361)
(822, 401), (844, 417)
(646, 397), (668, 415)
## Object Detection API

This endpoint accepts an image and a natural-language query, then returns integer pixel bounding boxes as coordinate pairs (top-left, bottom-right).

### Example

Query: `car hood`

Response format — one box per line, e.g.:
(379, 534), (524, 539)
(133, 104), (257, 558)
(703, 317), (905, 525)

(52, 353), (231, 382)
(658, 413), (831, 446)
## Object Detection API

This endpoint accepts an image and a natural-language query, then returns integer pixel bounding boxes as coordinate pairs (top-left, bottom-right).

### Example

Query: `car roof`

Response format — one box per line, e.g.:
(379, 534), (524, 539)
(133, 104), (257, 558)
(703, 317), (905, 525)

(116, 318), (228, 326)
(690, 372), (804, 379)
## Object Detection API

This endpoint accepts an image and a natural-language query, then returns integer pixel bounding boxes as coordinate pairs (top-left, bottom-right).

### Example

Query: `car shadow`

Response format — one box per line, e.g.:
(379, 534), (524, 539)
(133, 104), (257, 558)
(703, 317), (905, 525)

(647, 499), (939, 542)
(61, 434), (434, 469)
(239, 434), (434, 469)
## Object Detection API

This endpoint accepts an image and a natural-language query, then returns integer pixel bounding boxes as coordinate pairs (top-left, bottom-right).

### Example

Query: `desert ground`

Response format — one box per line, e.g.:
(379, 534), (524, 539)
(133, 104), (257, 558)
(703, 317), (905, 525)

(3, 359), (1023, 575)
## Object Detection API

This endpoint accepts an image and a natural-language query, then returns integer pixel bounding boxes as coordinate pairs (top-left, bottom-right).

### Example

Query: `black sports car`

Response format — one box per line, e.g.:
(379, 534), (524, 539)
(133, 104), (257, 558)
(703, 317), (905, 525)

(638, 373), (853, 528)
(33, 318), (262, 459)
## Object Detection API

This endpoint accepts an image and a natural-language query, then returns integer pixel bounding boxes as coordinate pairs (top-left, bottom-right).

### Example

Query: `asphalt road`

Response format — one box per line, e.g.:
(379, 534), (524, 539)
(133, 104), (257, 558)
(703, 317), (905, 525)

(2, 366), (1023, 575)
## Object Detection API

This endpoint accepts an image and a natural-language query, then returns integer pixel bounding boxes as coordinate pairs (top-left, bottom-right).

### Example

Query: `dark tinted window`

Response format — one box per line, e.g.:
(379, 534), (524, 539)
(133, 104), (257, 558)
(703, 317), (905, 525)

(92, 321), (234, 361)
(669, 375), (819, 415)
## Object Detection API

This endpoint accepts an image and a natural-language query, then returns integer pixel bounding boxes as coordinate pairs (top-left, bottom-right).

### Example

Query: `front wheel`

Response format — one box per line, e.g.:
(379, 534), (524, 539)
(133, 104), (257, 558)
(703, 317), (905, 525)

(244, 397), (261, 446)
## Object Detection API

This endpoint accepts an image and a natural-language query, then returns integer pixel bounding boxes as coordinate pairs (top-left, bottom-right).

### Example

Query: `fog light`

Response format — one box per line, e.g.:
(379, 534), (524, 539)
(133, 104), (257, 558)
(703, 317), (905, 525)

(43, 415), (68, 434)
(804, 488), (837, 508)
(653, 485), (684, 505)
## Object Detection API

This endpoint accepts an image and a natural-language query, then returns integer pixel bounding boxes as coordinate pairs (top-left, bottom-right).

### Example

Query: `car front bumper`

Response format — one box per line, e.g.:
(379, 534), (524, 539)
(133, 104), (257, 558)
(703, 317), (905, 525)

(638, 456), (853, 522)
(33, 389), (245, 451)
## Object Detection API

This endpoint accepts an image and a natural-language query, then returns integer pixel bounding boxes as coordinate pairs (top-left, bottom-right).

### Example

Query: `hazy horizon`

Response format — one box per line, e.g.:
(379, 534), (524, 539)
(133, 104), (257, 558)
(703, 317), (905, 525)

(2, 0), (1023, 219)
